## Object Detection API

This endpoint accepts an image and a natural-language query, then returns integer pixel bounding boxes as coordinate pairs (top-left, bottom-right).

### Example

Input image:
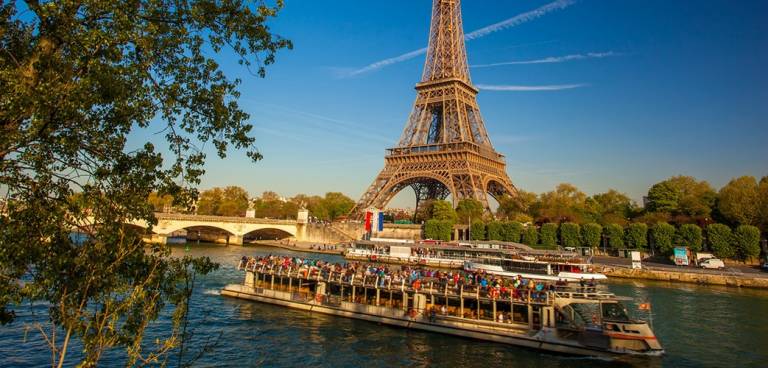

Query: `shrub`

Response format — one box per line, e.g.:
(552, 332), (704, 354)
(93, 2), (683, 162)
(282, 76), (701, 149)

(651, 222), (676, 255)
(604, 224), (625, 249)
(470, 220), (486, 241)
(733, 225), (761, 261)
(581, 223), (603, 248)
(487, 221), (504, 241)
(424, 219), (453, 241)
(540, 223), (558, 247)
(522, 226), (538, 246)
(501, 222), (524, 243)
(707, 224), (735, 259)
(676, 224), (703, 252)
(560, 223), (581, 248)
(625, 223), (648, 249)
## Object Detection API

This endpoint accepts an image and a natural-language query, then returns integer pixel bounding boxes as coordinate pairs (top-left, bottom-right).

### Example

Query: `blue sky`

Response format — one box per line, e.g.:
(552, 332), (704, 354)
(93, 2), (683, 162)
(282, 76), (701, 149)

(128, 0), (768, 208)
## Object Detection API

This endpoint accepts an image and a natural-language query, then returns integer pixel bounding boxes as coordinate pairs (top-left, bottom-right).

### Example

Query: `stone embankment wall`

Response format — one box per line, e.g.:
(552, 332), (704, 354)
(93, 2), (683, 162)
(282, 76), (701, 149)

(598, 265), (768, 289)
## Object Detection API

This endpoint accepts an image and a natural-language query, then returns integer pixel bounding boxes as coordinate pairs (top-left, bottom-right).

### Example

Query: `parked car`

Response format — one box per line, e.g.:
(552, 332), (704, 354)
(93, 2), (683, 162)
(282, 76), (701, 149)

(699, 258), (725, 269)
(762, 256), (768, 271)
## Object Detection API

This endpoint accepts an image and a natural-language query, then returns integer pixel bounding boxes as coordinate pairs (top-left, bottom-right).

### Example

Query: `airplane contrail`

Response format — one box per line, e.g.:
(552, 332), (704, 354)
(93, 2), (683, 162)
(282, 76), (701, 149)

(345, 0), (577, 77)
(473, 52), (619, 68)
(475, 84), (586, 91)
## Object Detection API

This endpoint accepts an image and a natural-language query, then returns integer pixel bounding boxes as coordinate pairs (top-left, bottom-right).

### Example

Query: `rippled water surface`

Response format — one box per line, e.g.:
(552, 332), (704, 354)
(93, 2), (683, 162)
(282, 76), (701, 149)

(2, 244), (767, 367)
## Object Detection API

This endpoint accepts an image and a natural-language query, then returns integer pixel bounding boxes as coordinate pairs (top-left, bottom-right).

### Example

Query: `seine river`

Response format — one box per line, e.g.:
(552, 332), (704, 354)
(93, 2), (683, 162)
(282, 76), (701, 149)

(2, 244), (766, 367)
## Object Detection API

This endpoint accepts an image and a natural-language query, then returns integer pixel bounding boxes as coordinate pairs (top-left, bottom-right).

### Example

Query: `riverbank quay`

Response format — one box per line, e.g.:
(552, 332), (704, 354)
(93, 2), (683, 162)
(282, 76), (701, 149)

(596, 264), (768, 289)
(251, 240), (345, 256)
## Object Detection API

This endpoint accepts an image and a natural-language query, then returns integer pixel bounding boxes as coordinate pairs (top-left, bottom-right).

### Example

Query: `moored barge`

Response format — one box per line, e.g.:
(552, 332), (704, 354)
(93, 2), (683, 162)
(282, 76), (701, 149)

(222, 257), (663, 358)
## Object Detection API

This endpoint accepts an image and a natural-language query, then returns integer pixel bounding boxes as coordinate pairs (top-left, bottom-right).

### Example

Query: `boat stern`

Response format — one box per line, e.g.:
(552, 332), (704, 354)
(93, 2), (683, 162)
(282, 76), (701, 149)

(604, 320), (664, 355)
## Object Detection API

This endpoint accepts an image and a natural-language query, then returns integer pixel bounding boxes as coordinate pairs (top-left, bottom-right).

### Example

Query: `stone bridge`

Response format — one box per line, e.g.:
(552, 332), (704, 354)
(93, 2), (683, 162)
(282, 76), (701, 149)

(132, 213), (304, 246)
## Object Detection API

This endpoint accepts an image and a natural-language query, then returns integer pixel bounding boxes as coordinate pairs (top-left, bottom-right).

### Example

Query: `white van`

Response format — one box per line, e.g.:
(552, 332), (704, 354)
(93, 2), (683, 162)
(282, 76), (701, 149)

(699, 258), (725, 269)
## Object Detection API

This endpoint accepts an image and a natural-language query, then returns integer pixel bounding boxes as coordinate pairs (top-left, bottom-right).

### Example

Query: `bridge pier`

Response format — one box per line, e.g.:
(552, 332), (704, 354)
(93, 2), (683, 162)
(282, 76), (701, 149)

(228, 235), (244, 246)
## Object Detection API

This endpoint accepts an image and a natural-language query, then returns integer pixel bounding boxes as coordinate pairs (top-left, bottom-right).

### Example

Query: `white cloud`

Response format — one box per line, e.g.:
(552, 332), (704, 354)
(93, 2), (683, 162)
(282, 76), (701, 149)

(473, 52), (619, 68)
(476, 84), (587, 91)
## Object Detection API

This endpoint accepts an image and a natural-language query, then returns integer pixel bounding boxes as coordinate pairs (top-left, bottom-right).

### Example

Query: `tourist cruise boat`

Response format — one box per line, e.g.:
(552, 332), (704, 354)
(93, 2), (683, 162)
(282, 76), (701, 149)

(223, 258), (663, 358)
(346, 240), (607, 282)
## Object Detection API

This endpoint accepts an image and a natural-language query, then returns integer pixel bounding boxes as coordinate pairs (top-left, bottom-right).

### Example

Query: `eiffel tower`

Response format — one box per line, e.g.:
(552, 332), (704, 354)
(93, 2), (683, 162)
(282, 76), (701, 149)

(351, 0), (517, 218)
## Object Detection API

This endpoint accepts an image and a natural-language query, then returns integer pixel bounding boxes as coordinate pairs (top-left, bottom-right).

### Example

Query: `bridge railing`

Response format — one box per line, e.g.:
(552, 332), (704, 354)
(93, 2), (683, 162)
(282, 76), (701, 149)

(154, 213), (297, 225)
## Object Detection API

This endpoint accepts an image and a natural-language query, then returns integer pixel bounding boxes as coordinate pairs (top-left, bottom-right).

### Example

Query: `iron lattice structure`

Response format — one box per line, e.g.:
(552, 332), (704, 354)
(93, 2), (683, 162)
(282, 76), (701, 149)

(351, 0), (517, 218)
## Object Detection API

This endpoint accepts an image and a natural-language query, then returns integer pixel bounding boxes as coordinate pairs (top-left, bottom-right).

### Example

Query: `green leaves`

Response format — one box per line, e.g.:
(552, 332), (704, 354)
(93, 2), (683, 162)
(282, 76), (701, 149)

(733, 225), (761, 261)
(424, 219), (453, 241)
(676, 224), (703, 252)
(707, 223), (735, 259)
(1, 0), (290, 365)
(559, 222), (581, 248)
(581, 223), (602, 248)
(650, 222), (676, 255)
(539, 223), (558, 247)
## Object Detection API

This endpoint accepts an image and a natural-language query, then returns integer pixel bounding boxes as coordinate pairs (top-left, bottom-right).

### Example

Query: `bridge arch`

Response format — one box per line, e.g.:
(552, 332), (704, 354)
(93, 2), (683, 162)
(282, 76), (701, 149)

(243, 228), (295, 241)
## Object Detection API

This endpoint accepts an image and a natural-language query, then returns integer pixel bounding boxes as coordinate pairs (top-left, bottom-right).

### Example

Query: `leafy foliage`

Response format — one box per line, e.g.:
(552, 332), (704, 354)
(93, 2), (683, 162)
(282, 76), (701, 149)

(486, 221), (504, 241)
(0, 0), (290, 365)
(431, 200), (458, 222)
(196, 186), (250, 217)
(539, 223), (558, 247)
(733, 225), (761, 261)
(531, 184), (587, 223)
(581, 223), (603, 248)
(470, 220), (486, 241)
(559, 223), (581, 248)
(707, 224), (735, 259)
(424, 219), (453, 241)
(676, 224), (703, 252)
(646, 176), (716, 219)
(717, 176), (761, 226)
(522, 226), (539, 246)
(501, 221), (524, 243)
(456, 198), (484, 224)
(651, 222), (676, 255)
(604, 224), (625, 249)
(625, 223), (648, 249)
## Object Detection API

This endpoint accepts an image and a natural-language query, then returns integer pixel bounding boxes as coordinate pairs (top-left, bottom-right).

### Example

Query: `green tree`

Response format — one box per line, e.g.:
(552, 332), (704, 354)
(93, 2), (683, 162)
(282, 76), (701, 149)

(501, 221), (524, 243)
(718, 176), (761, 226)
(456, 198), (485, 224)
(585, 189), (636, 225)
(581, 223), (603, 248)
(424, 219), (453, 241)
(497, 190), (537, 221)
(196, 188), (224, 215)
(676, 224), (703, 252)
(487, 221), (504, 241)
(522, 226), (539, 246)
(0, 0), (291, 365)
(733, 225), (761, 261)
(431, 200), (458, 222)
(650, 222), (677, 255)
(218, 186), (250, 217)
(604, 224), (625, 249)
(197, 186), (249, 217)
(540, 223), (558, 247)
(707, 224), (735, 259)
(559, 223), (581, 248)
(321, 192), (355, 221)
(625, 223), (649, 249)
(471, 220), (486, 241)
(531, 183), (587, 223)
(759, 177), (768, 233)
(646, 176), (716, 219)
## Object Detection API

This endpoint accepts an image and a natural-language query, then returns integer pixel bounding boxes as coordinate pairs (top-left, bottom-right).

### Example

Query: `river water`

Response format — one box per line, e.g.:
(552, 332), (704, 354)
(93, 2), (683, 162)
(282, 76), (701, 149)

(1, 244), (766, 367)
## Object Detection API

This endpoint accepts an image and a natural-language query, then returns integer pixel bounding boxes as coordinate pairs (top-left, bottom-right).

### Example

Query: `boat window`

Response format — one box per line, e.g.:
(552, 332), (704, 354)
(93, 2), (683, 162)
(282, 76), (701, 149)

(602, 302), (630, 322)
(512, 304), (528, 323)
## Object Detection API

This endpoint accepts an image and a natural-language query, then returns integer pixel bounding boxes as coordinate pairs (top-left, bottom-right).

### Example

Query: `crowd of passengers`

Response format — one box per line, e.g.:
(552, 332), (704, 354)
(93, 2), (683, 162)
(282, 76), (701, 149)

(239, 255), (600, 302)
